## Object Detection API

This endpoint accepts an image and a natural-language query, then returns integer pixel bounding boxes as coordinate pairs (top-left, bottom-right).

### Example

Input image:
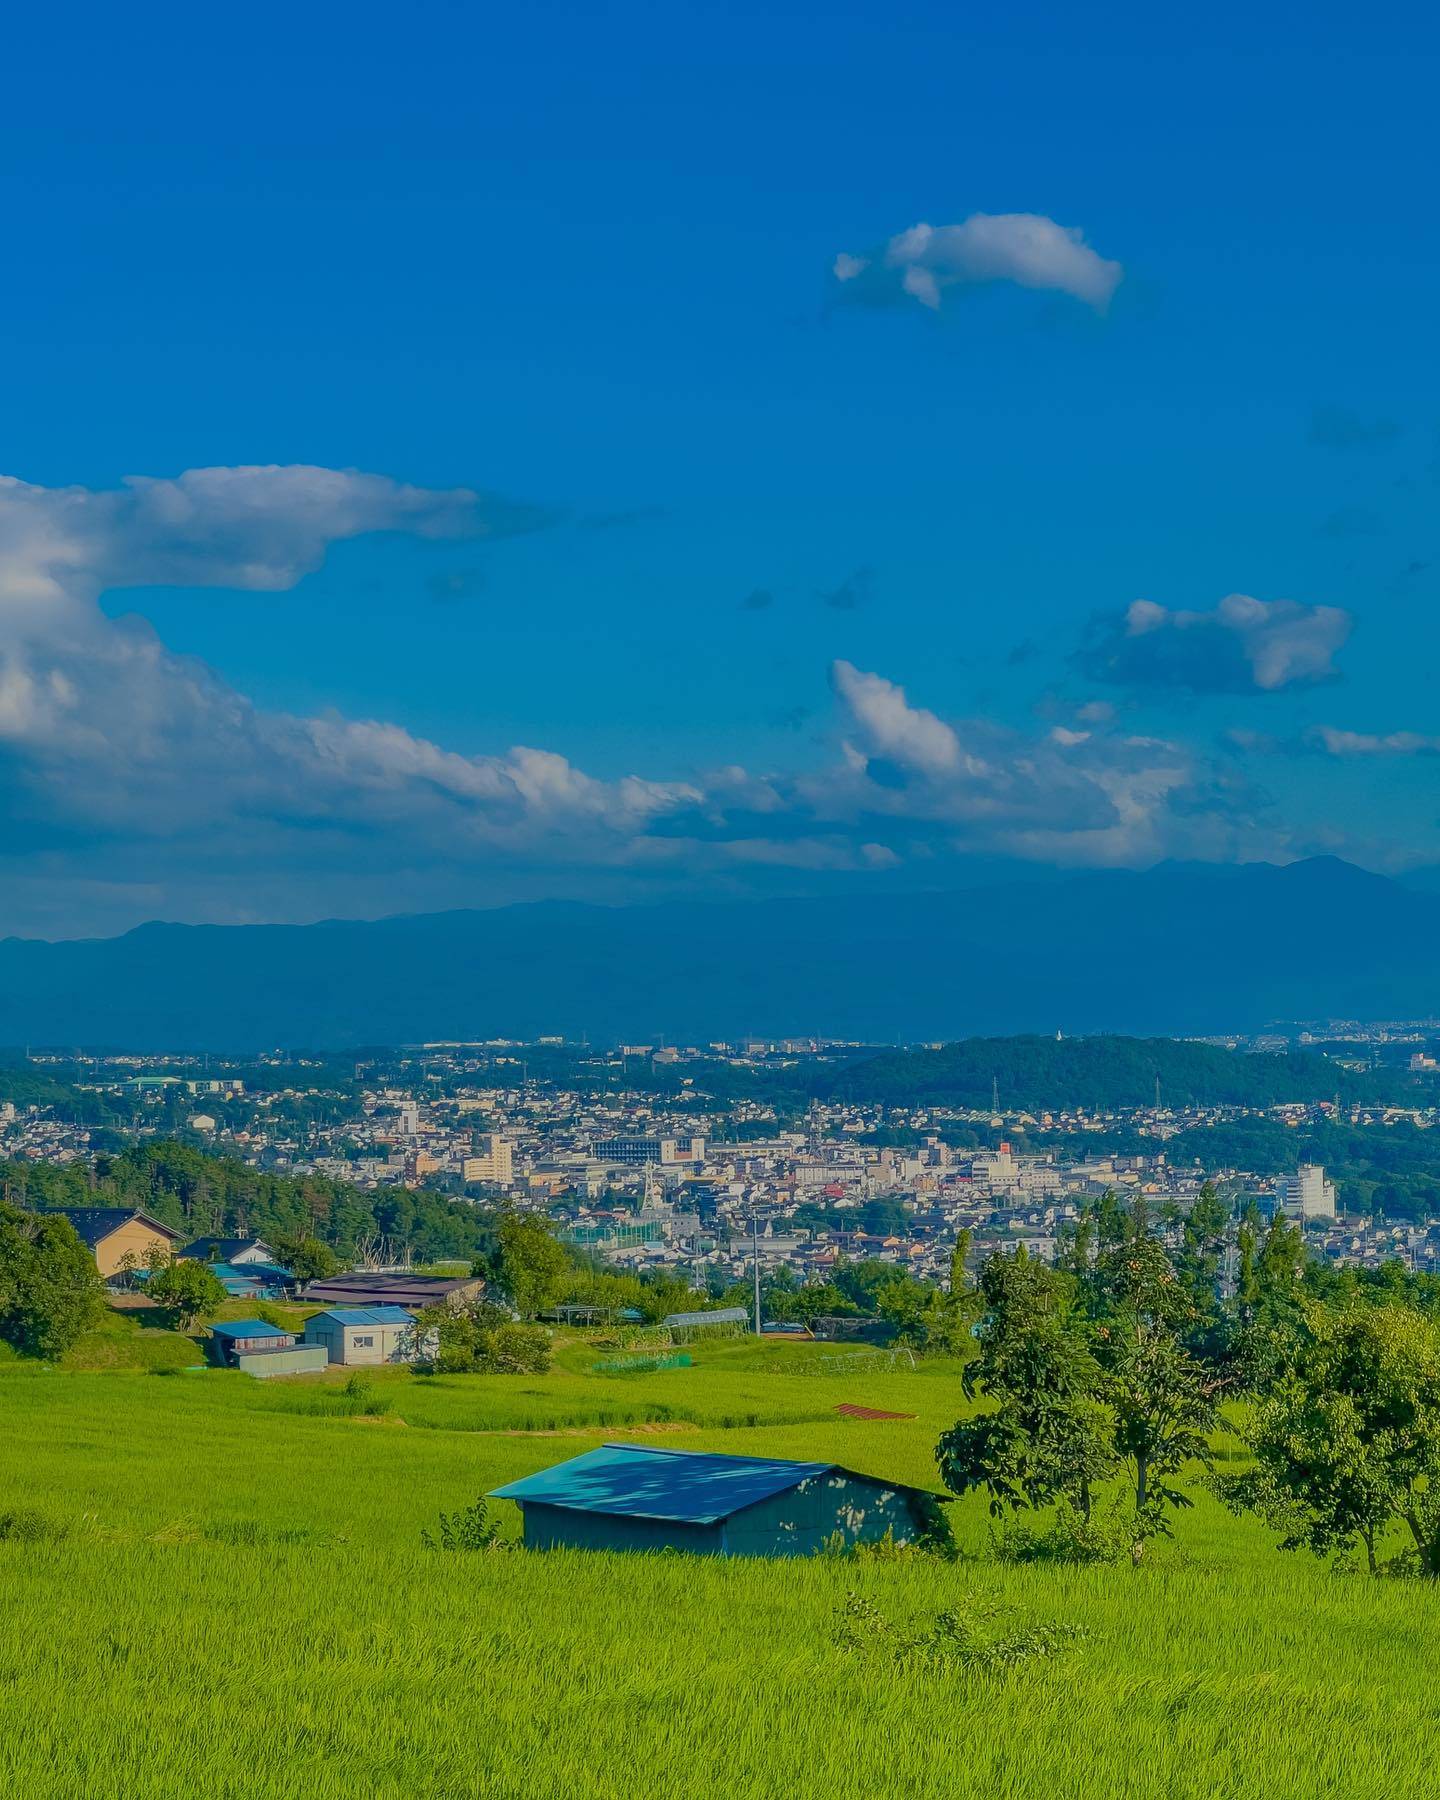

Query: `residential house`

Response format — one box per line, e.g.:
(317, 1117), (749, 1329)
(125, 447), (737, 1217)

(51, 1208), (184, 1279)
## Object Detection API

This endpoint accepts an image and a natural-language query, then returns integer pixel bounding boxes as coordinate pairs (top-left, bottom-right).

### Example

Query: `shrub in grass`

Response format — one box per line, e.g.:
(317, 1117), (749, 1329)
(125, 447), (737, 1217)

(421, 1496), (510, 1552)
(341, 1374), (392, 1417)
(834, 1591), (1086, 1672)
(0, 1507), (70, 1543)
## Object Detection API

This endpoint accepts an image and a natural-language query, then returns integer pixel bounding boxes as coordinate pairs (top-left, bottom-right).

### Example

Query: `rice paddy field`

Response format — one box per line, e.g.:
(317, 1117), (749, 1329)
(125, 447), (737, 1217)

(1, 1313), (1437, 1799)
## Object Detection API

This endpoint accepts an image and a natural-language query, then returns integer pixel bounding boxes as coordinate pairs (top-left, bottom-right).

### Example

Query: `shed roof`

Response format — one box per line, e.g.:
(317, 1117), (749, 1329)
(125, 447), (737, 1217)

(489, 1442), (935, 1525)
(311, 1306), (414, 1326)
(209, 1318), (290, 1341)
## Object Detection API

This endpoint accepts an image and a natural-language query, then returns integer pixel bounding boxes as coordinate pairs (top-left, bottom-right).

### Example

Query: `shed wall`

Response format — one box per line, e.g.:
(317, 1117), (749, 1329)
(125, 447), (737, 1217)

(721, 1472), (920, 1558)
(233, 1345), (330, 1379)
(519, 1503), (724, 1555)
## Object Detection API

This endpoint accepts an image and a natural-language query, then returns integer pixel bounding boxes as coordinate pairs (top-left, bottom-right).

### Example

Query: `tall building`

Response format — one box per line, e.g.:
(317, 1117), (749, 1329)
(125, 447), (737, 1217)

(463, 1134), (514, 1186)
(1277, 1163), (1337, 1221)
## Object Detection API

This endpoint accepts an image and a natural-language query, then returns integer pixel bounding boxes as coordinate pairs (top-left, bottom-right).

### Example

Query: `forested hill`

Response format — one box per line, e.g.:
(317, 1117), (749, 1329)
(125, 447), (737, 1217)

(1, 1141), (490, 1263)
(818, 1035), (1389, 1111)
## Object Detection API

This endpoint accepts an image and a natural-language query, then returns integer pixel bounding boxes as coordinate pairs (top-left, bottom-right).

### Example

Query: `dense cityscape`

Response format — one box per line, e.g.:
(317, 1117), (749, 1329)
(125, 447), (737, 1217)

(7, 1023), (1440, 1295)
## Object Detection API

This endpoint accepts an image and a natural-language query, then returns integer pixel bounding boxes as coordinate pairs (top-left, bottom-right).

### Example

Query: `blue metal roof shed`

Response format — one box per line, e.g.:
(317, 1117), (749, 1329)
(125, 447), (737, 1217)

(489, 1443), (944, 1557)
(310, 1307), (415, 1327)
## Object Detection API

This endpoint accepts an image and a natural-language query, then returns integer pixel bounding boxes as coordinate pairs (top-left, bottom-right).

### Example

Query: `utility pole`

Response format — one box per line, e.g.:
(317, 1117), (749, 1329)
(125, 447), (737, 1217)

(752, 1213), (763, 1336)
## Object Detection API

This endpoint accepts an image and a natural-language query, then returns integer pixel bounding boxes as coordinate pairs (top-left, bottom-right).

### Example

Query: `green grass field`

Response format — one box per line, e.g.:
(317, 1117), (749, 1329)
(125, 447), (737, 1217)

(1, 1317), (1436, 1799)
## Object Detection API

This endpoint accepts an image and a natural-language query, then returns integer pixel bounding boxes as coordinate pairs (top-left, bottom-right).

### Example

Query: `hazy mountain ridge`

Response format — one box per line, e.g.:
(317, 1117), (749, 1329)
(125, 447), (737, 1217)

(2, 857), (1437, 1051)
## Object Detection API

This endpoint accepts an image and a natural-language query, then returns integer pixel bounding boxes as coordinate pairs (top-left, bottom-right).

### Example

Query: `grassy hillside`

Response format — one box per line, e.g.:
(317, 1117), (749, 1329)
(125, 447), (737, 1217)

(1, 1329), (1436, 1797)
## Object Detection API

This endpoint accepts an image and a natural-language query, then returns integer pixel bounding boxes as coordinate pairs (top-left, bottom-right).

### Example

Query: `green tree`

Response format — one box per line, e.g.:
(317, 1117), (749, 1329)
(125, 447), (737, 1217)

(484, 1210), (569, 1319)
(0, 1201), (103, 1359)
(413, 1300), (552, 1374)
(937, 1250), (1116, 1523)
(147, 1258), (228, 1328)
(1085, 1198), (1219, 1557)
(265, 1230), (338, 1284)
(1223, 1302), (1440, 1577)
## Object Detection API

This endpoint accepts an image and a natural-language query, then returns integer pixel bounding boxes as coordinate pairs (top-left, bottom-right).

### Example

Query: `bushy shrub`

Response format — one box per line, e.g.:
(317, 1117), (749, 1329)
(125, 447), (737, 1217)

(414, 1302), (552, 1375)
(834, 1592), (1086, 1672)
(421, 1496), (511, 1552)
(990, 1502), (1127, 1566)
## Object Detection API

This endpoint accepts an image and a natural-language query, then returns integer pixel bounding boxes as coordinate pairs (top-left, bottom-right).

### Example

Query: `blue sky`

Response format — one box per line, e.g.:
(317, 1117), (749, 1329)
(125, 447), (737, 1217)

(1, 0), (1437, 936)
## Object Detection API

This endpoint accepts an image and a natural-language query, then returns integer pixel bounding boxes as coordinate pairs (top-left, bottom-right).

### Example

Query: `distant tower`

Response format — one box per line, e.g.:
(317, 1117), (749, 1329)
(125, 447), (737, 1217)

(992, 1074), (1000, 1114)
(806, 1098), (822, 1158)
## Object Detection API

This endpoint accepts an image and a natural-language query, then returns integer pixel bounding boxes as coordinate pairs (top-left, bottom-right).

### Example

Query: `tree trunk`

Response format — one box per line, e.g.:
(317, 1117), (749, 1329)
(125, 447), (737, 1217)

(1402, 1511), (1438, 1577)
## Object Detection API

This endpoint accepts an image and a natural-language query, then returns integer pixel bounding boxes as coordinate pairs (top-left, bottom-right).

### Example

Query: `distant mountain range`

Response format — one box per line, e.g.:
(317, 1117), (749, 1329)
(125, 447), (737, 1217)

(2, 856), (1438, 1052)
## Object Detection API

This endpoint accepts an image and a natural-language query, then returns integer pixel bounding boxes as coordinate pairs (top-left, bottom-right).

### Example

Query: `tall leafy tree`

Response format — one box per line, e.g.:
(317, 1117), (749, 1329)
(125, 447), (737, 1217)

(938, 1249), (1116, 1523)
(1223, 1302), (1440, 1577)
(0, 1201), (103, 1359)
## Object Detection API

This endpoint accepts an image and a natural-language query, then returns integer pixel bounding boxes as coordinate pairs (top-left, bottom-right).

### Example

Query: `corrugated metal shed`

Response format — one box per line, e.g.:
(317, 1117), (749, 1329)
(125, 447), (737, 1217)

(489, 1443), (945, 1557)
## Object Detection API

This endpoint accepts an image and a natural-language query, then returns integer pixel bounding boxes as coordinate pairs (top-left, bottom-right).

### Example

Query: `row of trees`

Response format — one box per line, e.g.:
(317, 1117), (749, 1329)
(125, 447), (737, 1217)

(942, 1186), (1440, 1576)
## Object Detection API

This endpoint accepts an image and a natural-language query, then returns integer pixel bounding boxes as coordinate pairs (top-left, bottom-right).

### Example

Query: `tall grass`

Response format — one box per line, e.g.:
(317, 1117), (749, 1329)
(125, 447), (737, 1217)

(0, 1338), (1435, 1797)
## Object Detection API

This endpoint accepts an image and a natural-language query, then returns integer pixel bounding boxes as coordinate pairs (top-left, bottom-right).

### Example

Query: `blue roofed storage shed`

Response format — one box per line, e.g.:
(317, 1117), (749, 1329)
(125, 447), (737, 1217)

(489, 1443), (944, 1556)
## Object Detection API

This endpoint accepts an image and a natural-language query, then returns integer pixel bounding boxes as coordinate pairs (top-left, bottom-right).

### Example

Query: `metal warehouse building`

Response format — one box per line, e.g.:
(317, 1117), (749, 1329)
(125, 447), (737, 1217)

(303, 1305), (420, 1366)
(489, 1443), (944, 1557)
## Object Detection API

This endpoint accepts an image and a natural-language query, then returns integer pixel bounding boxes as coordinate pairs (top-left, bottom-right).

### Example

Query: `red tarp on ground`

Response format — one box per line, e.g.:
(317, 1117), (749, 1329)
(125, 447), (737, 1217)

(833, 1403), (916, 1421)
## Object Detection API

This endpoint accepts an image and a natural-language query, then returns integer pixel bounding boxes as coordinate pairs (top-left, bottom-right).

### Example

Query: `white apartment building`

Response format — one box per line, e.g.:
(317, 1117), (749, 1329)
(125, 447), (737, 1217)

(1277, 1163), (1338, 1221)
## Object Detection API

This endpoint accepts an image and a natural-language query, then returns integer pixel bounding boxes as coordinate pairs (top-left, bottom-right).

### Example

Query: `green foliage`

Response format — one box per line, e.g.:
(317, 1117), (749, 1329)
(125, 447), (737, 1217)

(0, 1201), (103, 1359)
(818, 1034), (1388, 1111)
(264, 1231), (338, 1283)
(1222, 1301), (1440, 1577)
(4, 1139), (499, 1263)
(146, 1259), (228, 1328)
(939, 1249), (1116, 1523)
(420, 1497), (510, 1552)
(482, 1210), (569, 1319)
(414, 1301), (552, 1375)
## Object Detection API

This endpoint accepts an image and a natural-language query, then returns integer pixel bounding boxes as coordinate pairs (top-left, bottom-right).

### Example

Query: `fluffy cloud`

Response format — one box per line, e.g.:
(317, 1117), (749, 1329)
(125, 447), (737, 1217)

(830, 660), (961, 777)
(833, 213), (1122, 312)
(1076, 594), (1352, 693)
(0, 466), (1287, 935)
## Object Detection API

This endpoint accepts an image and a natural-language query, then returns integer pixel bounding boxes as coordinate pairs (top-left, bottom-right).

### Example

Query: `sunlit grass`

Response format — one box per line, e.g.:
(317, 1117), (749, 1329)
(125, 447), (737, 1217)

(0, 1331), (1436, 1797)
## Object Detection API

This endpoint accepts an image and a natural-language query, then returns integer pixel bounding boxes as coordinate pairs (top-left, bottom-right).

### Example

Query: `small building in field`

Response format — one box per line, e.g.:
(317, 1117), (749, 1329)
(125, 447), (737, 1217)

(303, 1306), (422, 1366)
(206, 1318), (329, 1379)
(51, 1208), (184, 1279)
(184, 1237), (276, 1268)
(303, 1271), (485, 1310)
(489, 1442), (945, 1557)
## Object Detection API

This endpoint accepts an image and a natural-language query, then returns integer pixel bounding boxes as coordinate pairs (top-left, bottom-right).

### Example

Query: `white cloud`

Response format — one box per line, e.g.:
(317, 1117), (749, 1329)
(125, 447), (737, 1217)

(834, 212), (1122, 312)
(830, 659), (962, 776)
(0, 465), (1292, 935)
(1078, 593), (1352, 693)
(1312, 726), (1440, 756)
